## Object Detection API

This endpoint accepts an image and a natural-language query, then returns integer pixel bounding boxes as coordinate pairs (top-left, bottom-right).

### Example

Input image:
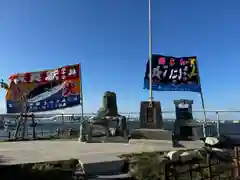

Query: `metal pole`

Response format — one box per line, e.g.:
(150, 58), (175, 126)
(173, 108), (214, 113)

(148, 0), (153, 103)
(200, 92), (207, 137)
(216, 111), (220, 137)
(195, 56), (207, 138)
(79, 64), (85, 141)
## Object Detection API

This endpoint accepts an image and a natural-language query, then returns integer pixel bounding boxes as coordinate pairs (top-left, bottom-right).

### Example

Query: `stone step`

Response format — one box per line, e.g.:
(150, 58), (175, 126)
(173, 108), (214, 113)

(130, 128), (173, 140)
(75, 172), (132, 180)
(78, 154), (125, 176)
(87, 136), (128, 143)
(95, 173), (132, 179)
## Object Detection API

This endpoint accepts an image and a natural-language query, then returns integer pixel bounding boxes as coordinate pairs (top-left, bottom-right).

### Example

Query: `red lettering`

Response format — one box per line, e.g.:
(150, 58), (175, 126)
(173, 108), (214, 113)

(40, 71), (47, 82)
(58, 68), (62, 81)
(24, 73), (31, 83)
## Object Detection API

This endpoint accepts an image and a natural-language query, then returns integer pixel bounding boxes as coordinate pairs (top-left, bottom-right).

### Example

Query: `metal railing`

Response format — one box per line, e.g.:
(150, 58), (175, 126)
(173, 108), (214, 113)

(0, 110), (240, 139)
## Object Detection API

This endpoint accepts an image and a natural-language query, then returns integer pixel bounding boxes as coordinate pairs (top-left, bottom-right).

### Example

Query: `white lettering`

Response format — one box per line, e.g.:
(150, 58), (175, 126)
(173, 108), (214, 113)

(178, 68), (182, 80)
(30, 72), (42, 82)
(13, 76), (26, 83)
(169, 69), (178, 80)
(150, 65), (169, 81)
(60, 68), (66, 80)
(151, 66), (161, 80)
(182, 66), (189, 81)
(169, 68), (183, 81)
(68, 68), (77, 76)
(45, 70), (59, 81)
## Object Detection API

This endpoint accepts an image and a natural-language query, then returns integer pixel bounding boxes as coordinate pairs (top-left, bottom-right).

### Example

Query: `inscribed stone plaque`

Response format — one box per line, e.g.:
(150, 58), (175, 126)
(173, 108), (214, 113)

(139, 101), (163, 129)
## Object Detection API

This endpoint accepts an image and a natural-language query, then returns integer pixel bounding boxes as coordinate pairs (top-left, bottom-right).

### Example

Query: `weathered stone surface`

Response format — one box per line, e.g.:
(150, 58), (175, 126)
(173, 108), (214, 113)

(93, 91), (119, 119)
(130, 128), (172, 140)
(180, 150), (204, 162)
(128, 146), (234, 179)
(87, 136), (129, 143)
(205, 137), (219, 146)
(166, 150), (183, 161)
(96, 173), (132, 180)
(139, 101), (163, 129)
(166, 149), (203, 163)
(78, 154), (124, 175)
(81, 91), (129, 142)
(173, 99), (202, 141)
(0, 140), (205, 165)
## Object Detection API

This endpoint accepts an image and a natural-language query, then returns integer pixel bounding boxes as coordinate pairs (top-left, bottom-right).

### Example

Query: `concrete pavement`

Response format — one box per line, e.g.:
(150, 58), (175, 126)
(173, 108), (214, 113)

(0, 140), (204, 165)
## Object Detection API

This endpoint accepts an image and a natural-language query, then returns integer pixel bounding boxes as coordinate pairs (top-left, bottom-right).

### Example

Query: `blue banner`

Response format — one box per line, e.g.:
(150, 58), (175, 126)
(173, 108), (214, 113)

(6, 94), (81, 113)
(144, 55), (201, 93)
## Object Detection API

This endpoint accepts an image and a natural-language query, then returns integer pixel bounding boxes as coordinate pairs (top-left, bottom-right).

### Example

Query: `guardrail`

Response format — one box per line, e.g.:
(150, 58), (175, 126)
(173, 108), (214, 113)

(1, 126), (80, 141)
(0, 110), (240, 139)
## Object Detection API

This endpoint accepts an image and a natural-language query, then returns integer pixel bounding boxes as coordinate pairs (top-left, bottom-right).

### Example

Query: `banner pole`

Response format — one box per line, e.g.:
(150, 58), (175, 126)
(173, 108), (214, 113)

(148, 0), (153, 104)
(200, 91), (207, 137)
(195, 59), (207, 137)
(79, 64), (84, 139)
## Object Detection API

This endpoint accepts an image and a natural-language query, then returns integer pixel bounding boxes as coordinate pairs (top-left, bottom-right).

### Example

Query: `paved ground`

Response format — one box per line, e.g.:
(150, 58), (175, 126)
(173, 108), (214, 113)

(0, 140), (204, 165)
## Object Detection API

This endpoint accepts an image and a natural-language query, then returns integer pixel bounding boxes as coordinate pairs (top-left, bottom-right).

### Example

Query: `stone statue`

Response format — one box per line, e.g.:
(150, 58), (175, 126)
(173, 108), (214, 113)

(173, 99), (200, 141)
(94, 91), (119, 119)
(80, 91), (128, 142)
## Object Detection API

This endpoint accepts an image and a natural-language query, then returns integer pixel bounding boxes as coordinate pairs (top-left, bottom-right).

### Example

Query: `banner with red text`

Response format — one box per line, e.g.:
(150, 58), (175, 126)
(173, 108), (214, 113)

(6, 64), (81, 113)
(144, 55), (201, 92)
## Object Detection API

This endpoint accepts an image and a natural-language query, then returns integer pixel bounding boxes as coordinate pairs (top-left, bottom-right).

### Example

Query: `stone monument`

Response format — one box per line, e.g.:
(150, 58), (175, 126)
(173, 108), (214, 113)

(130, 101), (172, 140)
(139, 101), (163, 129)
(79, 91), (128, 143)
(173, 99), (201, 141)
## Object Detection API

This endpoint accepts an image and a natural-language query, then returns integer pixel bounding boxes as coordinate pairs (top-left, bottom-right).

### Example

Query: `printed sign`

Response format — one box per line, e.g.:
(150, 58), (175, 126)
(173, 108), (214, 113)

(6, 64), (81, 113)
(144, 54), (201, 92)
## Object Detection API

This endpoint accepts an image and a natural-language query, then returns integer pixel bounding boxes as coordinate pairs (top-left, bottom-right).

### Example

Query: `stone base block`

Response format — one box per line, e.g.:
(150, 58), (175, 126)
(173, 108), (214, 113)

(130, 128), (173, 140)
(78, 154), (124, 175)
(84, 136), (129, 143)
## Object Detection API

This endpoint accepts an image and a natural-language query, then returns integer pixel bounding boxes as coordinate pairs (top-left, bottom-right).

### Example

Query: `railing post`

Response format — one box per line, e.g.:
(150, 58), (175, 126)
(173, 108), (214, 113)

(234, 147), (240, 177)
(216, 111), (220, 137)
(61, 114), (64, 123)
(8, 131), (11, 140)
(207, 154), (213, 180)
(164, 164), (170, 180)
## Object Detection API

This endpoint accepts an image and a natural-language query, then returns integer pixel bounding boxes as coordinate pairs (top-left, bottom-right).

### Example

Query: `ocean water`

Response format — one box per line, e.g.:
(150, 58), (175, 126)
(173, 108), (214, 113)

(0, 119), (239, 140)
(0, 120), (81, 140)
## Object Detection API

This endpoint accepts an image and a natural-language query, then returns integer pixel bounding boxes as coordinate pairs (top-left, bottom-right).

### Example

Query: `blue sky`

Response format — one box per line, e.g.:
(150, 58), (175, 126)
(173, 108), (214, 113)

(0, 0), (240, 117)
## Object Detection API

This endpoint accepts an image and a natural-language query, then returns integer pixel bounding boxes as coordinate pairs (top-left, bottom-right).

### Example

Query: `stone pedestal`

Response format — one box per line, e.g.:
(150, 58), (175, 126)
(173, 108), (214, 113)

(131, 101), (172, 140)
(139, 101), (163, 129)
(173, 99), (201, 141)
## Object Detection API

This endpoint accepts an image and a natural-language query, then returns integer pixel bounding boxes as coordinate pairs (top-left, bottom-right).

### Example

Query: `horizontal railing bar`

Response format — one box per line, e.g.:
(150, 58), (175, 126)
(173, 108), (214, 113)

(3, 109), (240, 115)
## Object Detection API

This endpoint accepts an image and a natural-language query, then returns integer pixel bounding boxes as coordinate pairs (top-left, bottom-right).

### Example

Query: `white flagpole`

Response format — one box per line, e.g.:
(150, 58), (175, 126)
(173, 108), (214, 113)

(79, 64), (84, 139)
(200, 92), (207, 137)
(195, 61), (207, 137)
(148, 0), (153, 105)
